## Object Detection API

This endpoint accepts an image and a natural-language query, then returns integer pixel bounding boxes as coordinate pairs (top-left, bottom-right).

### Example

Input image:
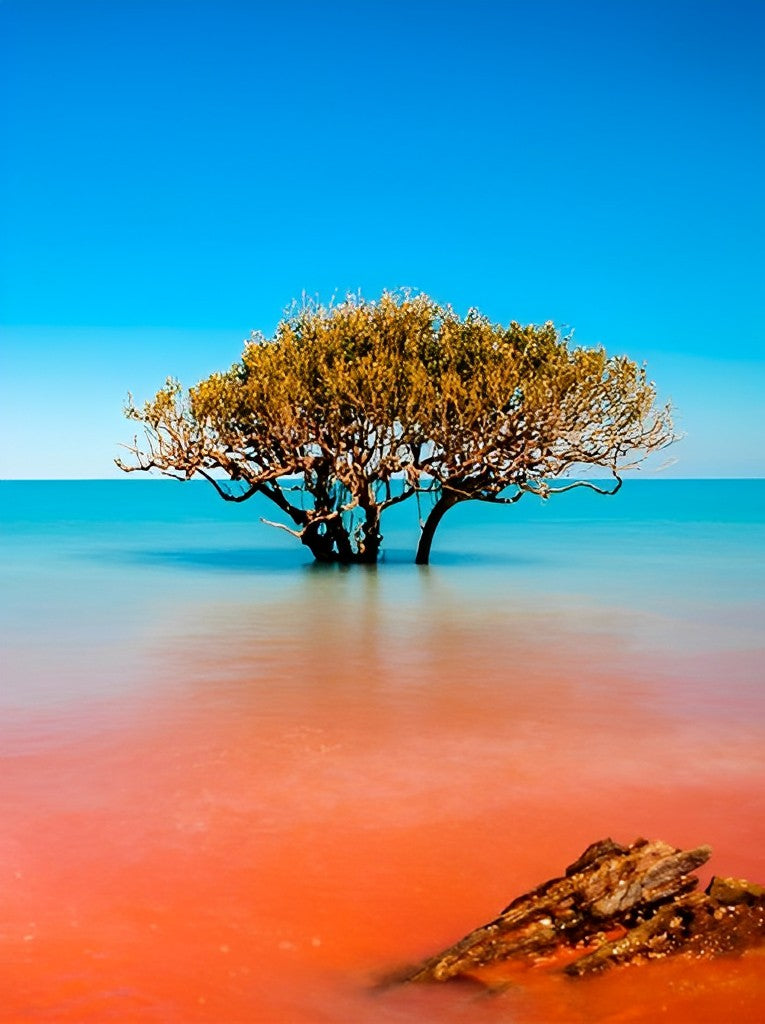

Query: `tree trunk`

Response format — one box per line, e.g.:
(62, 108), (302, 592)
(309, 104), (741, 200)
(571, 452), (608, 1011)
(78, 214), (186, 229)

(358, 507), (382, 564)
(301, 522), (336, 563)
(415, 492), (463, 565)
(300, 518), (382, 565)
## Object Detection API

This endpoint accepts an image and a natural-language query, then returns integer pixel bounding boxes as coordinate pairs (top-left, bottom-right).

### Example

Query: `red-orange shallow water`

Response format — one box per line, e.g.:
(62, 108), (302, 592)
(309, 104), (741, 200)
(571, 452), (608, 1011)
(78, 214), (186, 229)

(2, 610), (764, 1023)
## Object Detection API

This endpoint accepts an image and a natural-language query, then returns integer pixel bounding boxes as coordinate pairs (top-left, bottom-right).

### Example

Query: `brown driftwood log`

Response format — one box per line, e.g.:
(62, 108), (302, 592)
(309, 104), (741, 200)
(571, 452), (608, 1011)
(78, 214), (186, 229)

(405, 838), (765, 982)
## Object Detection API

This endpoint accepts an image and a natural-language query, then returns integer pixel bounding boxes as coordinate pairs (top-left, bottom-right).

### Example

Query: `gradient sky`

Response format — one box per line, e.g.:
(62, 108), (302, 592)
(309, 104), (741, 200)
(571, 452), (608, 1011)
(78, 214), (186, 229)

(1, 0), (763, 478)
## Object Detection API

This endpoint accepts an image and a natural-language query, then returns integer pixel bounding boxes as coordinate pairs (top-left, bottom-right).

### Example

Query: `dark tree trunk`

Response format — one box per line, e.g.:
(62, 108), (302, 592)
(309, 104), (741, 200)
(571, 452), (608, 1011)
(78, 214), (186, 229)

(301, 522), (336, 563)
(300, 517), (382, 565)
(415, 492), (463, 565)
(358, 506), (383, 563)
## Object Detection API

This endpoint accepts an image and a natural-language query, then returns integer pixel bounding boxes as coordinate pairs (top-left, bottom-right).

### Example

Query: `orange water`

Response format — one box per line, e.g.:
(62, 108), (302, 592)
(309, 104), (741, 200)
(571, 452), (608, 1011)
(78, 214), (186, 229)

(2, 588), (764, 1024)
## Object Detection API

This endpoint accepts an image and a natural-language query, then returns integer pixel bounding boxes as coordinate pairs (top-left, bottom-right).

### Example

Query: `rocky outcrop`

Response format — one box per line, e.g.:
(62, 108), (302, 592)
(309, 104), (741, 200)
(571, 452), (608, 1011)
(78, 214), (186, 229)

(404, 837), (765, 982)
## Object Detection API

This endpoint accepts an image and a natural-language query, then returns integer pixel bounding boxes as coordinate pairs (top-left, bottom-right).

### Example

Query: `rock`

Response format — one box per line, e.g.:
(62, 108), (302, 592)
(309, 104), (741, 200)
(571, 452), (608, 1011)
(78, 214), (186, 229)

(403, 838), (764, 984)
(707, 875), (765, 905)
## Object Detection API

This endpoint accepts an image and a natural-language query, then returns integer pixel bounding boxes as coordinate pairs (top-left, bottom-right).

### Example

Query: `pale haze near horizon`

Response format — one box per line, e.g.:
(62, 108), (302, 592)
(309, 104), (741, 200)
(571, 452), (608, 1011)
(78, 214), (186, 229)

(1, 1), (763, 480)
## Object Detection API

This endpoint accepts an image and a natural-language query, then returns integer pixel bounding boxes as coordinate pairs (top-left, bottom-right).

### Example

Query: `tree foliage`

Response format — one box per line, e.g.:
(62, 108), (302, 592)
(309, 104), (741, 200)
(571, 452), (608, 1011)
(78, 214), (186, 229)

(117, 292), (675, 563)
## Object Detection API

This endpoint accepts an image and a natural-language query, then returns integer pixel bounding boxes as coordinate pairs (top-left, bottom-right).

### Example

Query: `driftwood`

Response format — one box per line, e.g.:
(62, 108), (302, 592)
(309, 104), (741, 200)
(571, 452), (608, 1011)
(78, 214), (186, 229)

(405, 837), (765, 982)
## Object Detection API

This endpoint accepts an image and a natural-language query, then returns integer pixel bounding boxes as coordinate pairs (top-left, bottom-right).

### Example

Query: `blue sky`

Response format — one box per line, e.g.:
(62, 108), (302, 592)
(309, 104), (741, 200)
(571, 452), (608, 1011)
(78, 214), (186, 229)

(1, 0), (763, 478)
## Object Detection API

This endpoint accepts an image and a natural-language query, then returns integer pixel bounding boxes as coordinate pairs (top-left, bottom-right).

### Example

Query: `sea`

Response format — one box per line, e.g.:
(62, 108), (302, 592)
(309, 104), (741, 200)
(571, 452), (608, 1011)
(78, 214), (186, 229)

(1, 479), (764, 1023)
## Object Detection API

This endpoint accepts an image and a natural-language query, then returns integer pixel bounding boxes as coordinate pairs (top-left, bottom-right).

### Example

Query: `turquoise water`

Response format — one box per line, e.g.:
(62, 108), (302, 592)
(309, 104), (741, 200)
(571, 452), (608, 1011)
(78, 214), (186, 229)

(2, 478), (762, 716)
(3, 479), (763, 616)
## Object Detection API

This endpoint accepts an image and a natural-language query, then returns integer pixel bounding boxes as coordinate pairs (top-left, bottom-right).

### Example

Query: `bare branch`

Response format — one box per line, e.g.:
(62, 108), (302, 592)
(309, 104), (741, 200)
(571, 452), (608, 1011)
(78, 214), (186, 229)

(260, 518), (305, 540)
(197, 469), (260, 503)
(527, 476), (623, 499)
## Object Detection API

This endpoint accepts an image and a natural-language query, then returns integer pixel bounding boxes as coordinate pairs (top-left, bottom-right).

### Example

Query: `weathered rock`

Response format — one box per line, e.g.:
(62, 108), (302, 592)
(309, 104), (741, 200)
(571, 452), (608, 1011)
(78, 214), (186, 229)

(404, 838), (765, 984)
(707, 875), (765, 905)
(566, 876), (765, 975)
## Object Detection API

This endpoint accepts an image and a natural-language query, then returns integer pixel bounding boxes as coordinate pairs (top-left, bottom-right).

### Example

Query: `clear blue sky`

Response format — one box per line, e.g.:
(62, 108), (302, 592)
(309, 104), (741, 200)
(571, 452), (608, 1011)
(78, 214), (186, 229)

(1, 0), (763, 477)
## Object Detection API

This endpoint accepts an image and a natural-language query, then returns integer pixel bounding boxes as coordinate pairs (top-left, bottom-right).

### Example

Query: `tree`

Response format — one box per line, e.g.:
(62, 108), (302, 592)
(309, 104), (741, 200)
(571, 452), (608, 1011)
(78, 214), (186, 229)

(406, 314), (675, 563)
(117, 292), (675, 564)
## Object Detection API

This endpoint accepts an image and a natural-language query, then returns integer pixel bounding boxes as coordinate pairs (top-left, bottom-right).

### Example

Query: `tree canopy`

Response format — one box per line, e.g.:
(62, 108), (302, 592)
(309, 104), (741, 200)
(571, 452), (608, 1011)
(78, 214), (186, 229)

(117, 292), (675, 564)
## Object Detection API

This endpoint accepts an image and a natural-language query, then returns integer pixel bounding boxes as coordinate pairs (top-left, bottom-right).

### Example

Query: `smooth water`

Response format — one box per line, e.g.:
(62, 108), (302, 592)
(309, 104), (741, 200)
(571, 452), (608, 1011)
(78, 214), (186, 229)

(1, 480), (764, 1022)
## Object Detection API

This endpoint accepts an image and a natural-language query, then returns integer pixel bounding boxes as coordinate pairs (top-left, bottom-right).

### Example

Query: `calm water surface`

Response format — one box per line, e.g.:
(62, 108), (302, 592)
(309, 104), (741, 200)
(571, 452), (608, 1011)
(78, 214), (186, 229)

(1, 480), (764, 1022)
